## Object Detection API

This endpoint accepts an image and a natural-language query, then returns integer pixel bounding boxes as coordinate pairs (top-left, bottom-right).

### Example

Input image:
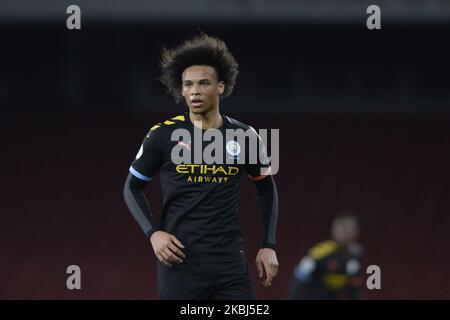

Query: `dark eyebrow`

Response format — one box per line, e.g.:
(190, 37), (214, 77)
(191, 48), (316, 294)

(183, 79), (211, 83)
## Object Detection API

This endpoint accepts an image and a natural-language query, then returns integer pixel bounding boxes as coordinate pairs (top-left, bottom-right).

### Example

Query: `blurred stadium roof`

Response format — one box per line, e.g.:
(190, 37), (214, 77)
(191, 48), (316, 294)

(1, 0), (450, 24)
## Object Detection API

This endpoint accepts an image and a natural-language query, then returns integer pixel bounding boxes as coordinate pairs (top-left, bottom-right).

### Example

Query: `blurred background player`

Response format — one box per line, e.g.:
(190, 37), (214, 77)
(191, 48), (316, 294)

(287, 214), (364, 300)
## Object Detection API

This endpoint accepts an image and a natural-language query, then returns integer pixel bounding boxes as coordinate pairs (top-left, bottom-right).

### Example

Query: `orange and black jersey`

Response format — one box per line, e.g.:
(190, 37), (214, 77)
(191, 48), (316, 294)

(124, 112), (278, 263)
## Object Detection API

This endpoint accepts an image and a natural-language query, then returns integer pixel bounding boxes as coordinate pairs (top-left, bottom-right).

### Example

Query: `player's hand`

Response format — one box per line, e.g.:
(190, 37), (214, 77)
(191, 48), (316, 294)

(150, 231), (186, 267)
(255, 248), (279, 288)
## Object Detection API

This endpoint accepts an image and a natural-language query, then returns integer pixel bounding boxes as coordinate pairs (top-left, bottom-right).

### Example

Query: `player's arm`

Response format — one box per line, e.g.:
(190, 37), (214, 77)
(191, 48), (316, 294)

(123, 173), (159, 238)
(253, 175), (279, 287)
(123, 127), (185, 267)
(347, 282), (362, 300)
(245, 127), (279, 287)
(346, 243), (364, 299)
(287, 255), (316, 299)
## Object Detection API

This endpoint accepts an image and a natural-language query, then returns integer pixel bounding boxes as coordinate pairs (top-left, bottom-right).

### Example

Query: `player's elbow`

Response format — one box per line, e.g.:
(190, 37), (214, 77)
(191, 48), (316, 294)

(255, 175), (277, 196)
(123, 174), (133, 206)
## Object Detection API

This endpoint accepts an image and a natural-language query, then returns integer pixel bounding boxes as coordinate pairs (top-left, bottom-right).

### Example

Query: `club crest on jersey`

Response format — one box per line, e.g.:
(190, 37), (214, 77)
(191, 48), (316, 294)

(226, 140), (241, 158)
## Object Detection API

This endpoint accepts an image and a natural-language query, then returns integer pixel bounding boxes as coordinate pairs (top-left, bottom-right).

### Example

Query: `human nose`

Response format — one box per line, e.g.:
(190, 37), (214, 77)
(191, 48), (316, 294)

(190, 84), (201, 96)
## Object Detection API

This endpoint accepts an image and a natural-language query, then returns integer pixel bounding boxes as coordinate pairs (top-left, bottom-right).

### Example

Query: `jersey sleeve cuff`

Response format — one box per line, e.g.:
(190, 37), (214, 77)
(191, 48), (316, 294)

(129, 166), (152, 182)
(145, 227), (160, 239)
(261, 243), (276, 250)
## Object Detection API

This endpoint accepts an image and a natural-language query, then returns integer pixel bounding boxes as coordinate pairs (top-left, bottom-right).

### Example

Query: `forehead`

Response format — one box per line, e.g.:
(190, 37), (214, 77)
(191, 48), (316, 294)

(182, 65), (218, 81)
(334, 219), (358, 229)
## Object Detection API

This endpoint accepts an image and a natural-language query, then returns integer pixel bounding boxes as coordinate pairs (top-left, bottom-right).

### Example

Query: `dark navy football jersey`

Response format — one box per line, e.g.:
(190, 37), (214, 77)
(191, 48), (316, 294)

(129, 112), (272, 263)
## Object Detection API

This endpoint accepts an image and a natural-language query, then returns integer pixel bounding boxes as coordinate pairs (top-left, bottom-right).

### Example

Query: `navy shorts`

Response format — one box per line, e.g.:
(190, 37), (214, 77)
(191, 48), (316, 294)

(157, 256), (256, 300)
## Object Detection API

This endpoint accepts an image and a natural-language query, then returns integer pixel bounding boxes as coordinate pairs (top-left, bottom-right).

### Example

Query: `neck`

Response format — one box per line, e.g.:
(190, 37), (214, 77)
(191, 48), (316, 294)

(189, 107), (223, 129)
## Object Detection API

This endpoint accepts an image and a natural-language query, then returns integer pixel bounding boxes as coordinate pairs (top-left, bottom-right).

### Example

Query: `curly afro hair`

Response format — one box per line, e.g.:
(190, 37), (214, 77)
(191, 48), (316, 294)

(160, 33), (239, 103)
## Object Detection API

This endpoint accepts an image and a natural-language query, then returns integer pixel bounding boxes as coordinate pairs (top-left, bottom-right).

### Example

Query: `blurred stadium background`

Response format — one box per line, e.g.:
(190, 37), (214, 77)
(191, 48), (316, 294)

(1, 0), (450, 299)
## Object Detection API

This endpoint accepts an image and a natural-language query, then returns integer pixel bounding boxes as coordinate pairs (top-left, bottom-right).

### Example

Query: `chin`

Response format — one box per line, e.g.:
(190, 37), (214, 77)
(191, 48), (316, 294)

(190, 108), (204, 115)
(190, 105), (211, 115)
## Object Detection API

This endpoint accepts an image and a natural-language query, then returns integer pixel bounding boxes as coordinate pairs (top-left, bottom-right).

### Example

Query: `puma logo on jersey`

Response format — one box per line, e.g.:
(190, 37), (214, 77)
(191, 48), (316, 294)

(177, 141), (191, 151)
